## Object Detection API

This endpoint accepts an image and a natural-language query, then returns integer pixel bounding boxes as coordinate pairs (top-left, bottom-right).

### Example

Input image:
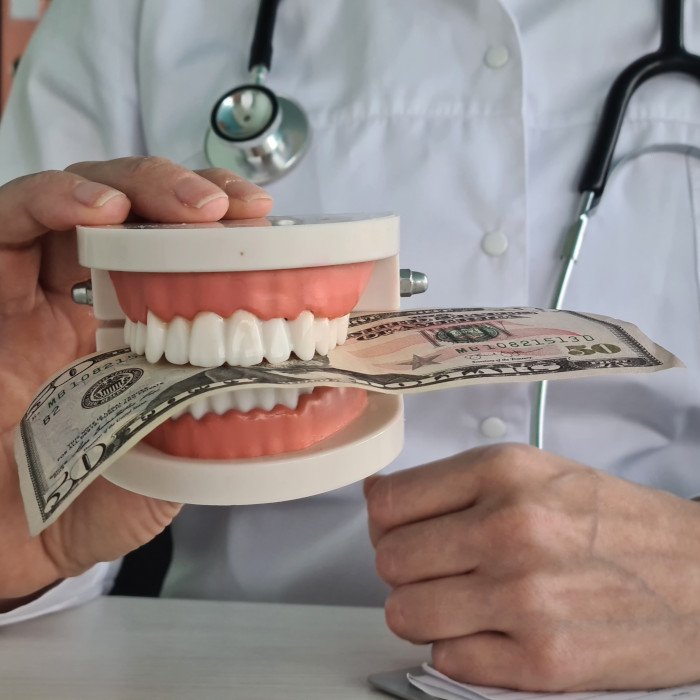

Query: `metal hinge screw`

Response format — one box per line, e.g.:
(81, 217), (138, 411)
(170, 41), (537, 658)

(399, 269), (429, 297)
(71, 280), (93, 305)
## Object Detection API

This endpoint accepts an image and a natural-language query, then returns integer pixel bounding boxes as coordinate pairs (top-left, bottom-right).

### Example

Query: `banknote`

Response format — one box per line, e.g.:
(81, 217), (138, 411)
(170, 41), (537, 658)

(15, 307), (681, 534)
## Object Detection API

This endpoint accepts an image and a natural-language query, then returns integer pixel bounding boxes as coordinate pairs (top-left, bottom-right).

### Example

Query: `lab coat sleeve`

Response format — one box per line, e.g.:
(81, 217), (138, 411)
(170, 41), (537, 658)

(0, 0), (146, 184)
(0, 1), (144, 622)
(0, 560), (122, 626)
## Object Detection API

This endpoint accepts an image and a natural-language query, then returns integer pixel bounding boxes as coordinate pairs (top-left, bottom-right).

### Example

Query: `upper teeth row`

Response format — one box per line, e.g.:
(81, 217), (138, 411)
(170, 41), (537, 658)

(124, 310), (350, 367)
(169, 386), (315, 420)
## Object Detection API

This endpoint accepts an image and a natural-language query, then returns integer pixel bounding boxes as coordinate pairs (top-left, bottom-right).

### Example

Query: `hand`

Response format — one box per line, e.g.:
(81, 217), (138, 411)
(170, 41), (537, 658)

(0, 158), (272, 603)
(365, 444), (700, 690)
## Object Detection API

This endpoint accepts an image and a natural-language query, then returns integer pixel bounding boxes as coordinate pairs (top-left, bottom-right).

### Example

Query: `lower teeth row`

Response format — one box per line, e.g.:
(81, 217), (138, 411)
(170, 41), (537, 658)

(169, 386), (315, 421)
(124, 310), (350, 367)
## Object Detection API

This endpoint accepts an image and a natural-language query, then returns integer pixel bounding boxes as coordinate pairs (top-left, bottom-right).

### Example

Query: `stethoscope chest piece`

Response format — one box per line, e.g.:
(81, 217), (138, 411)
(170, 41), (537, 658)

(205, 83), (310, 185)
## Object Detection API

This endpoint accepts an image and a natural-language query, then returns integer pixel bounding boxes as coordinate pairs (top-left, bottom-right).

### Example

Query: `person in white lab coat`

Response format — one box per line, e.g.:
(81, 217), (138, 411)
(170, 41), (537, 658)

(2, 0), (700, 689)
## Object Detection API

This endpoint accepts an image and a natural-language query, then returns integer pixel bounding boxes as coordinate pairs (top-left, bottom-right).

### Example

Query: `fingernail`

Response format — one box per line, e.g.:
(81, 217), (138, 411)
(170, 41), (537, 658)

(243, 191), (274, 203)
(73, 181), (126, 207)
(174, 177), (228, 209)
(224, 178), (273, 203)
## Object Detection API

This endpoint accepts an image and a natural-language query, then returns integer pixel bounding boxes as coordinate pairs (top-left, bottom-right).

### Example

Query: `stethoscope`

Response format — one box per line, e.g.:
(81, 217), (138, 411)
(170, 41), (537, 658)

(206, 0), (700, 449)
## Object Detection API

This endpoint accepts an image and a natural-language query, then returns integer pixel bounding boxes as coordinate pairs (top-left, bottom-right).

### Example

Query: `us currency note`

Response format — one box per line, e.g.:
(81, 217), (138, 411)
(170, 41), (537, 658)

(15, 307), (681, 534)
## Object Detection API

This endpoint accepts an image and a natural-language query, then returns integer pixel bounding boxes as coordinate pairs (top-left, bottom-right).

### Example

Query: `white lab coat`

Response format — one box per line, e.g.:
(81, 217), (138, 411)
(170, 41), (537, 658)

(2, 0), (700, 622)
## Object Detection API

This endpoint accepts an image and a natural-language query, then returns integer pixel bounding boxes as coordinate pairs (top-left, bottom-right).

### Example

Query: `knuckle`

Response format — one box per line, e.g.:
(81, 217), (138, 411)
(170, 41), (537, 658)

(28, 169), (67, 189)
(374, 538), (400, 585)
(489, 501), (551, 551)
(485, 442), (535, 475)
(384, 588), (422, 643)
(431, 640), (453, 675)
(365, 479), (395, 532)
(433, 639), (519, 687)
(475, 443), (537, 490)
(123, 155), (174, 178)
(198, 167), (240, 183)
(431, 640), (493, 686)
(384, 590), (407, 637)
(65, 161), (96, 174)
(526, 634), (577, 691)
(489, 442), (534, 463)
(507, 572), (549, 616)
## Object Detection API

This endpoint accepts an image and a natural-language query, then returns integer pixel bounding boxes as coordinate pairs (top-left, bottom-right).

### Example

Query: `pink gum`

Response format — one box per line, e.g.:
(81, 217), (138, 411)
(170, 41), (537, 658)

(110, 262), (375, 323)
(143, 387), (368, 459)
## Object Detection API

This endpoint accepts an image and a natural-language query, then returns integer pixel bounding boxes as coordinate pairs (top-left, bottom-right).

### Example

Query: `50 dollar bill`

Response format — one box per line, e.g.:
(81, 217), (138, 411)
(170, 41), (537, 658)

(15, 307), (681, 534)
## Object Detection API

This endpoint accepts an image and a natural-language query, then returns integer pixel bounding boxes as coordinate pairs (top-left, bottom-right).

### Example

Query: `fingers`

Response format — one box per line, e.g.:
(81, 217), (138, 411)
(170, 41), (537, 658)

(375, 508), (483, 586)
(391, 584), (558, 690)
(45, 160), (270, 296)
(0, 171), (129, 314)
(195, 168), (273, 219)
(432, 634), (527, 688)
(385, 574), (506, 643)
(1, 158), (272, 313)
(366, 444), (543, 542)
(66, 158), (273, 223)
(0, 171), (129, 246)
(41, 475), (184, 581)
(66, 157), (231, 222)
(365, 449), (485, 542)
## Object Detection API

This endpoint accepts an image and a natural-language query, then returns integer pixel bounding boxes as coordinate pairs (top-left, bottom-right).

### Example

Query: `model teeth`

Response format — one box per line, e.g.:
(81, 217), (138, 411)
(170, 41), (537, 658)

(124, 310), (350, 367)
(168, 386), (315, 421)
(164, 317), (190, 365)
(190, 313), (225, 367)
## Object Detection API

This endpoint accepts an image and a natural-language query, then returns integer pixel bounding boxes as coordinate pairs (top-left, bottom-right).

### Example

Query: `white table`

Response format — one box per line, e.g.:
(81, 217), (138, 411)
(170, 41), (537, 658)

(0, 596), (428, 699)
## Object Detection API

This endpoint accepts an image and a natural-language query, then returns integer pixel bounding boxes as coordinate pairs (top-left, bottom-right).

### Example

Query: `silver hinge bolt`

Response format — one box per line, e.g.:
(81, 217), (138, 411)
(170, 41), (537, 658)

(71, 280), (93, 305)
(399, 269), (429, 297)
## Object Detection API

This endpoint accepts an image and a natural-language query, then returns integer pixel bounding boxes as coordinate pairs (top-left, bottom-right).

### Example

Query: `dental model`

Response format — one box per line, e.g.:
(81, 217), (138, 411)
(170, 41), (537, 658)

(75, 215), (409, 505)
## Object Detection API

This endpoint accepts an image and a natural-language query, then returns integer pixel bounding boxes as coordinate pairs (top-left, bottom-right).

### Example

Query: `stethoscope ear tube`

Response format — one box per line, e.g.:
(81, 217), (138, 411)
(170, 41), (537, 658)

(578, 0), (700, 197)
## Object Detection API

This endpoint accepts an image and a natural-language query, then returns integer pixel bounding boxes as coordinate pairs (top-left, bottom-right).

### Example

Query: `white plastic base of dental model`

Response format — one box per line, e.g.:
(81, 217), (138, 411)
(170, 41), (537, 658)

(103, 394), (403, 505)
(80, 215), (402, 324)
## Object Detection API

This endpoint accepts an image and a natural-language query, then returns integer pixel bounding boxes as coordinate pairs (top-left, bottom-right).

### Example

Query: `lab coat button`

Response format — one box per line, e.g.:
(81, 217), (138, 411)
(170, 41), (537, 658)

(484, 45), (510, 69)
(481, 231), (509, 257)
(480, 417), (507, 439)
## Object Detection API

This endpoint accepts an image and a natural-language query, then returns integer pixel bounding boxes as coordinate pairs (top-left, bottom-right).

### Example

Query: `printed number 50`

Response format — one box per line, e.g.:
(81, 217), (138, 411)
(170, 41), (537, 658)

(566, 344), (621, 356)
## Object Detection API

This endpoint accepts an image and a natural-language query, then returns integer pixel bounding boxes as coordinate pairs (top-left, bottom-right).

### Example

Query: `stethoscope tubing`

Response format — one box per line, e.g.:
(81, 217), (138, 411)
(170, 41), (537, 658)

(249, 0), (281, 72)
(580, 0), (700, 197)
